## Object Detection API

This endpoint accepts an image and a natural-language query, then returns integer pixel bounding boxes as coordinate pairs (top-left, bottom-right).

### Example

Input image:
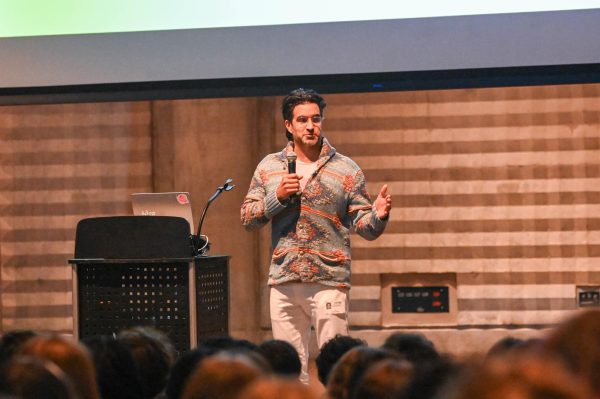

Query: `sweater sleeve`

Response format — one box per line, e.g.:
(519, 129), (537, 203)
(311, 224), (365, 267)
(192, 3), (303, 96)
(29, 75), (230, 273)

(240, 162), (287, 230)
(348, 169), (388, 240)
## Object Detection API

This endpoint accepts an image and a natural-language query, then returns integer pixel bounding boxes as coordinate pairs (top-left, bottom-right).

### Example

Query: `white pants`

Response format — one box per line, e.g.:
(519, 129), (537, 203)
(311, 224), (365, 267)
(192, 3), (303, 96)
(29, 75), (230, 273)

(270, 282), (349, 384)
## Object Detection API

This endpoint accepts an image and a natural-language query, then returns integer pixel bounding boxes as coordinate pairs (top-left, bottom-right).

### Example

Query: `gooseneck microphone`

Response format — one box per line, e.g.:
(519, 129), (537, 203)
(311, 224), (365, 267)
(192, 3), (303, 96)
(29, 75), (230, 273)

(286, 152), (298, 204)
(194, 178), (235, 255)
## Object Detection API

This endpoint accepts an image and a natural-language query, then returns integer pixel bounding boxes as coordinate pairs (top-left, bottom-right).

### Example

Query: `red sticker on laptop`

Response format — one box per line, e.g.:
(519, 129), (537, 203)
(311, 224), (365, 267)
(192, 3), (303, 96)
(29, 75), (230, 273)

(176, 193), (189, 205)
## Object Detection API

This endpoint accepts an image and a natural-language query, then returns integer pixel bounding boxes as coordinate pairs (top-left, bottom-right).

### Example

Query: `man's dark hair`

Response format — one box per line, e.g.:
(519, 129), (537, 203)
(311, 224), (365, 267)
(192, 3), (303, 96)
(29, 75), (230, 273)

(165, 346), (218, 399)
(0, 356), (78, 399)
(315, 334), (366, 385)
(0, 330), (37, 368)
(255, 339), (301, 377)
(403, 356), (461, 399)
(281, 88), (327, 141)
(199, 336), (258, 353)
(327, 346), (400, 399)
(382, 333), (440, 366)
(351, 358), (413, 399)
(485, 337), (526, 359)
(117, 326), (176, 399)
(82, 335), (144, 399)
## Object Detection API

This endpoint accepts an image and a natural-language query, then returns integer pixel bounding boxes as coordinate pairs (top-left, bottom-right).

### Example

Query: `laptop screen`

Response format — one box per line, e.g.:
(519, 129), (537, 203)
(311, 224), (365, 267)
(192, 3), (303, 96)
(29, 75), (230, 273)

(131, 192), (195, 234)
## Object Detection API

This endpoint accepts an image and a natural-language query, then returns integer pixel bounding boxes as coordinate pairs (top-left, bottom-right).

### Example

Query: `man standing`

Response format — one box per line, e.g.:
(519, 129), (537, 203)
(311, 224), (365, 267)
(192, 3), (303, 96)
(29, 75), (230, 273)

(241, 88), (391, 383)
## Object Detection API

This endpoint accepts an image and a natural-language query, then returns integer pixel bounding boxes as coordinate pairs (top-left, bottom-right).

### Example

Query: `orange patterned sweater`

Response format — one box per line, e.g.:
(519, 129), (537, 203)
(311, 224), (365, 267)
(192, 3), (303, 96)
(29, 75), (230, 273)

(241, 138), (387, 289)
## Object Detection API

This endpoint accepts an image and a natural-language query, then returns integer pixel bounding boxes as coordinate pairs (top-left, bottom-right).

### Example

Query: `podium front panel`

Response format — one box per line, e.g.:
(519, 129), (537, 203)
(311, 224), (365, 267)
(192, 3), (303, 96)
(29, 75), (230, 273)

(77, 261), (191, 353)
(195, 256), (229, 341)
(73, 256), (230, 353)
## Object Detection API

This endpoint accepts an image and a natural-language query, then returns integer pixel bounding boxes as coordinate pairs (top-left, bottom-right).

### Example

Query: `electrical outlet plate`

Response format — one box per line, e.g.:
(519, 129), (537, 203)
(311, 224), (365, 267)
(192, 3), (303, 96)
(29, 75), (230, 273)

(576, 286), (600, 308)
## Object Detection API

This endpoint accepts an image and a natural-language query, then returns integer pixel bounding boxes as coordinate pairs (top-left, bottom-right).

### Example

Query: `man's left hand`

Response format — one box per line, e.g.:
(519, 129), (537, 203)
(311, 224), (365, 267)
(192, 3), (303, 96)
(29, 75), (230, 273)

(374, 184), (392, 220)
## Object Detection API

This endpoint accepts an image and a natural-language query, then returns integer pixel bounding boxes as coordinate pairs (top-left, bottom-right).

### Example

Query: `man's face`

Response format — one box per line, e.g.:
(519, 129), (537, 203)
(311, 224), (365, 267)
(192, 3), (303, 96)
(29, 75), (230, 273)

(284, 102), (323, 148)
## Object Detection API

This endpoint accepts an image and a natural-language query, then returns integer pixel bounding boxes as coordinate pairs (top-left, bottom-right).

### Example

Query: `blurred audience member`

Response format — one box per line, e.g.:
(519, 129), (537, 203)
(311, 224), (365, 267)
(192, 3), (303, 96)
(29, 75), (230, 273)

(486, 337), (543, 359)
(486, 337), (526, 358)
(0, 356), (77, 399)
(237, 378), (320, 399)
(544, 309), (600, 396)
(17, 334), (101, 399)
(0, 330), (37, 369)
(165, 346), (219, 399)
(199, 336), (257, 353)
(315, 334), (365, 386)
(119, 326), (176, 399)
(350, 358), (413, 399)
(445, 352), (590, 399)
(83, 335), (144, 399)
(199, 335), (270, 372)
(256, 339), (301, 378)
(181, 353), (263, 399)
(327, 346), (399, 399)
(402, 355), (461, 399)
(382, 333), (440, 366)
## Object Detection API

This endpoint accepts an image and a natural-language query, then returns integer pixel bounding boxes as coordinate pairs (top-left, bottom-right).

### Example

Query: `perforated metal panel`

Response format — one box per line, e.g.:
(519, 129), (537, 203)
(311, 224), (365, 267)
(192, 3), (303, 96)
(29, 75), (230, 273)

(77, 262), (190, 352)
(195, 256), (229, 340)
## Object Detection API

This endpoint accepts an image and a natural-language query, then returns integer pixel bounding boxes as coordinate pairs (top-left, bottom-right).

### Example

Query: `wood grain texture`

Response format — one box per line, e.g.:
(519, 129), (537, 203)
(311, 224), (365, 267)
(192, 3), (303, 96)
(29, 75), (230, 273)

(329, 84), (600, 326)
(1, 83), (599, 336)
(0, 102), (152, 332)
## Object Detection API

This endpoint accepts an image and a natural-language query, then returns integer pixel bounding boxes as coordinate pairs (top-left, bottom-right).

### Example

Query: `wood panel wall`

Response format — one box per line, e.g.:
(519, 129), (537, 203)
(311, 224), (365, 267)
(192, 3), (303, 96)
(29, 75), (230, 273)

(150, 97), (276, 340)
(0, 102), (153, 332)
(1, 83), (599, 356)
(323, 84), (600, 331)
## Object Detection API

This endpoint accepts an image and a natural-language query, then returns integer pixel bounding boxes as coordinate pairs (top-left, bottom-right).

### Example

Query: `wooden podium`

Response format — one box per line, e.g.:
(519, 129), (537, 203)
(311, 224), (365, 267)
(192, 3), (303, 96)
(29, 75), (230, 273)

(69, 216), (229, 353)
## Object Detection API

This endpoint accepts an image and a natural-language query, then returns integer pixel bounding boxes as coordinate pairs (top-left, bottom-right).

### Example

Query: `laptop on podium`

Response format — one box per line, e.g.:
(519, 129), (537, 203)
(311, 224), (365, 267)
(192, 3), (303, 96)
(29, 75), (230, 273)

(131, 192), (195, 234)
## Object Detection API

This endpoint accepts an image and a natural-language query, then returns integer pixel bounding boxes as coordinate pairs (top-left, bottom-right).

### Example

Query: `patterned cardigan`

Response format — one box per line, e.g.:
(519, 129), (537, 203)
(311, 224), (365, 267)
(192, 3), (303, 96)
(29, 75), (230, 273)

(241, 137), (387, 289)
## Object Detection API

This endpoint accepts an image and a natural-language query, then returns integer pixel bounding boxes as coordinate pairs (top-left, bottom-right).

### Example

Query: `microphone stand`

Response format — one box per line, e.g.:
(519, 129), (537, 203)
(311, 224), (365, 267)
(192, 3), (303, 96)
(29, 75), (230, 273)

(194, 178), (235, 255)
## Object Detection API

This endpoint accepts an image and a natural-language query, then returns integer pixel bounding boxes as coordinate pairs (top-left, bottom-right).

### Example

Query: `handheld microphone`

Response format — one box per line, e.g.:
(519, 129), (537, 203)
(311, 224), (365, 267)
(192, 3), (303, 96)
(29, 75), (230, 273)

(286, 152), (298, 204)
(287, 151), (297, 174)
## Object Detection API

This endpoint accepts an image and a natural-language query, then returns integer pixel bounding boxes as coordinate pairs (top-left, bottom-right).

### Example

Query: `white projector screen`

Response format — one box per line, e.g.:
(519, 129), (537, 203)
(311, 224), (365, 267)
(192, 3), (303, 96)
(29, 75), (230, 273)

(1, 1), (598, 38)
(0, 2), (599, 100)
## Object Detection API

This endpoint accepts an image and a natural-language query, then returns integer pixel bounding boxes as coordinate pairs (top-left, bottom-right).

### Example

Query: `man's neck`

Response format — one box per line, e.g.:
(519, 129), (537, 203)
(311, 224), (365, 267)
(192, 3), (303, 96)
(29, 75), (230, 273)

(293, 140), (321, 163)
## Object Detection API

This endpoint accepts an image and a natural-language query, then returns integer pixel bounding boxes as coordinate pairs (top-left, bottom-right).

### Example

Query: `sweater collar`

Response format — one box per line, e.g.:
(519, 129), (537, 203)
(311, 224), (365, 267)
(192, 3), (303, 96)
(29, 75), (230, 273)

(281, 137), (336, 166)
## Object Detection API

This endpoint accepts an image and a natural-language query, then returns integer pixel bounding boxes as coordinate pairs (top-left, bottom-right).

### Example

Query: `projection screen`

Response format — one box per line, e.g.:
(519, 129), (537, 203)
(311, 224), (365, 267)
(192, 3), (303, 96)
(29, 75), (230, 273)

(1, 1), (599, 102)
